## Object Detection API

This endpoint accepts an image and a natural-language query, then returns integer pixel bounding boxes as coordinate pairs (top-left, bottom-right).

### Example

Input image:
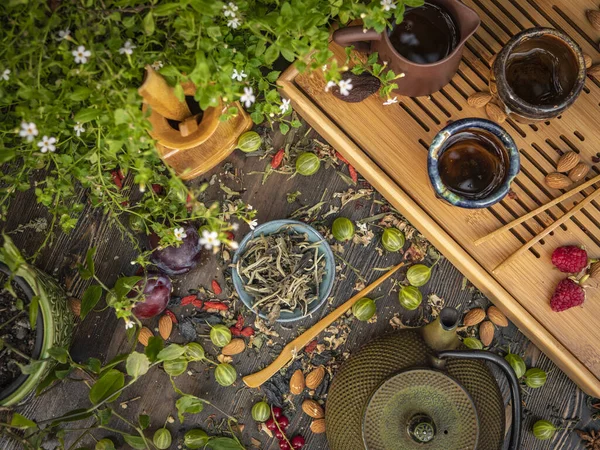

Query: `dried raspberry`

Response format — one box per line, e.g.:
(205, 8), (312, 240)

(550, 278), (585, 312)
(212, 280), (222, 295)
(551, 246), (588, 273)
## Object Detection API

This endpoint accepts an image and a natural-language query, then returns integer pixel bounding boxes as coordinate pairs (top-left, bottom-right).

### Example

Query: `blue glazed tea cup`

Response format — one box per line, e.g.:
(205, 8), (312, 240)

(232, 219), (336, 323)
(427, 118), (520, 209)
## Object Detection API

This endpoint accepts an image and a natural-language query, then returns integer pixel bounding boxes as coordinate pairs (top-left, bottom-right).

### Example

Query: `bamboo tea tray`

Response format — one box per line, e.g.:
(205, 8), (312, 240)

(279, 0), (600, 396)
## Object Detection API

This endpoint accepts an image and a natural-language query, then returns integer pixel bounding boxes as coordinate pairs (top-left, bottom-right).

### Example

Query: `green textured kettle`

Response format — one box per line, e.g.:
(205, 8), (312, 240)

(325, 307), (521, 450)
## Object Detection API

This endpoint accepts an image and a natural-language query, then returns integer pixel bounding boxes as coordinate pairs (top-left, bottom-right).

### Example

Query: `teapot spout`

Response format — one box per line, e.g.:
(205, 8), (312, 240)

(420, 307), (461, 352)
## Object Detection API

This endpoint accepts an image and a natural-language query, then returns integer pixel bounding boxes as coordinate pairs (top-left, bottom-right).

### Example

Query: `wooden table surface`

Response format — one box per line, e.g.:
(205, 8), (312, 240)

(1, 124), (598, 450)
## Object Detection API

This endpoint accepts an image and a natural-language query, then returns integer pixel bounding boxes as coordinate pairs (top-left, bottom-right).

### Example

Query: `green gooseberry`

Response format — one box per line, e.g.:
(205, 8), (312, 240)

(184, 429), (209, 449)
(237, 131), (262, 153)
(352, 297), (376, 321)
(504, 352), (526, 379)
(296, 152), (321, 175)
(524, 368), (547, 389)
(163, 358), (188, 377)
(215, 363), (237, 386)
(332, 217), (355, 242)
(153, 428), (172, 450)
(463, 337), (484, 350)
(381, 228), (405, 252)
(532, 420), (557, 440)
(185, 342), (205, 361)
(406, 264), (432, 287)
(210, 324), (232, 347)
(252, 401), (271, 422)
(95, 439), (116, 450)
(398, 285), (423, 310)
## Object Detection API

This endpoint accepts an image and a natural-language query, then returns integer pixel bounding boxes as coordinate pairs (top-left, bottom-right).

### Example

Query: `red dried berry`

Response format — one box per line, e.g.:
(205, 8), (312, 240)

(279, 441), (291, 450)
(305, 339), (318, 353)
(266, 418), (277, 431)
(151, 184), (163, 194)
(551, 246), (588, 273)
(277, 415), (289, 430)
(164, 309), (178, 324)
(111, 170), (123, 190)
(335, 151), (350, 165)
(192, 299), (204, 308)
(291, 436), (305, 449)
(240, 326), (255, 337)
(212, 280), (222, 295)
(202, 301), (228, 311)
(234, 314), (244, 330)
(271, 148), (285, 169)
(186, 193), (193, 212)
(225, 231), (235, 241)
(550, 278), (585, 312)
(230, 326), (242, 336)
(180, 295), (197, 306)
(271, 407), (283, 419)
(348, 165), (358, 183)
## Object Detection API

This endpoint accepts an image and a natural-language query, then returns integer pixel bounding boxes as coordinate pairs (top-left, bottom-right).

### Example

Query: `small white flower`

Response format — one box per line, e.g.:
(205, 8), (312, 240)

(279, 98), (291, 115)
(72, 45), (91, 64)
(228, 2), (238, 11)
(151, 60), (164, 70)
(174, 227), (187, 241)
(247, 204), (253, 210)
(37, 135), (57, 153)
(2, 69), (10, 81)
(324, 81), (337, 92)
(357, 222), (368, 233)
(119, 40), (136, 56)
(124, 319), (135, 329)
(229, 241), (239, 250)
(383, 96), (398, 106)
(322, 65), (328, 72)
(73, 122), (85, 136)
(338, 79), (353, 96)
(231, 69), (247, 81)
(240, 87), (255, 108)
(232, 223), (240, 231)
(227, 17), (241, 29)
(360, 13), (367, 18)
(248, 219), (258, 230)
(199, 230), (221, 249)
(19, 122), (38, 142)
(380, 0), (396, 11)
(398, 72), (406, 78)
(58, 29), (71, 40)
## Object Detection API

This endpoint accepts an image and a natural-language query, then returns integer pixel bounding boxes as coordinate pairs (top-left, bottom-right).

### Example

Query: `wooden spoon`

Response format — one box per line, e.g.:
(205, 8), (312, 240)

(242, 262), (405, 388)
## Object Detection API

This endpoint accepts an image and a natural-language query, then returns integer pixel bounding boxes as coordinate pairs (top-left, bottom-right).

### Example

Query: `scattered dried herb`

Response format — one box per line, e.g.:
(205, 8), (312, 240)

(236, 226), (326, 320)
(578, 429), (600, 449)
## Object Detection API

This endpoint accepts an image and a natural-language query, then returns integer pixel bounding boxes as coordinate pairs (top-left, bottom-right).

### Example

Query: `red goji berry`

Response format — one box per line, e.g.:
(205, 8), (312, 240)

(151, 184), (163, 194)
(234, 314), (244, 331)
(211, 280), (222, 295)
(230, 326), (242, 336)
(240, 326), (255, 337)
(120, 201), (129, 206)
(225, 231), (235, 241)
(348, 165), (358, 184)
(203, 301), (228, 311)
(335, 151), (350, 165)
(305, 339), (318, 353)
(164, 309), (178, 324)
(192, 299), (204, 308)
(181, 295), (197, 306)
(271, 148), (285, 169)
(186, 193), (193, 212)
(111, 171), (123, 190)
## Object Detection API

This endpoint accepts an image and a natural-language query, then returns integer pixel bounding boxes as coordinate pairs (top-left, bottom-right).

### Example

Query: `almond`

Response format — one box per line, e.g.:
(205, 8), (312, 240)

(588, 64), (600, 77)
(556, 151), (580, 173)
(489, 80), (498, 96)
(463, 308), (485, 327)
(305, 366), (325, 389)
(467, 92), (492, 108)
(68, 297), (81, 317)
(222, 338), (245, 356)
(302, 399), (325, 419)
(290, 369), (305, 395)
(568, 162), (590, 182)
(545, 172), (571, 189)
(479, 321), (495, 347)
(158, 315), (173, 340)
(587, 10), (600, 31)
(487, 306), (508, 327)
(138, 327), (153, 346)
(485, 103), (506, 123)
(584, 54), (593, 69)
(310, 419), (326, 434)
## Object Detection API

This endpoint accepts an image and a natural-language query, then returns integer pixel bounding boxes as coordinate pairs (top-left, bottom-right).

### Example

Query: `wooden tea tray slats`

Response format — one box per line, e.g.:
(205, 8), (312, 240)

(279, 0), (600, 396)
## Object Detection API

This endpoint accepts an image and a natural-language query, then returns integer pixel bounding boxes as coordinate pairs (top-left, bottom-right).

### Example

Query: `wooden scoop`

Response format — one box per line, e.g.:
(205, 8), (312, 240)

(242, 262), (405, 388)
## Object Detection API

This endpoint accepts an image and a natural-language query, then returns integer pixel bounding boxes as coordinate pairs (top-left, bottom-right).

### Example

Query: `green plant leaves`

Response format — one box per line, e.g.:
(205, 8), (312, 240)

(176, 395), (204, 423)
(207, 437), (245, 450)
(80, 285), (103, 320)
(138, 414), (150, 430)
(69, 87), (93, 102)
(145, 336), (164, 363)
(89, 369), (125, 405)
(123, 434), (147, 449)
(95, 438), (116, 450)
(10, 413), (36, 429)
(113, 276), (142, 298)
(143, 11), (155, 35)
(74, 108), (101, 124)
(78, 248), (96, 280)
(47, 346), (69, 364)
(156, 344), (185, 361)
(126, 352), (150, 378)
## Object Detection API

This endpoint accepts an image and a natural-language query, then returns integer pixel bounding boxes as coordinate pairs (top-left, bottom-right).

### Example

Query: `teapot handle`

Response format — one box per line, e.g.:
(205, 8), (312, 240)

(332, 26), (381, 53)
(437, 350), (521, 450)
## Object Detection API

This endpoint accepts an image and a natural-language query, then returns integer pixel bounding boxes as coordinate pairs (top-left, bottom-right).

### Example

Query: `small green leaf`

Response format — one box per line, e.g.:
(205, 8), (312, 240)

(69, 87), (93, 101)
(138, 414), (150, 430)
(10, 413), (36, 429)
(207, 437), (245, 450)
(176, 395), (204, 423)
(279, 123), (290, 135)
(80, 285), (103, 320)
(95, 438), (116, 450)
(47, 347), (69, 364)
(156, 344), (185, 361)
(89, 369), (125, 405)
(126, 352), (150, 378)
(100, 353), (128, 374)
(0, 149), (16, 163)
(114, 276), (142, 299)
(74, 108), (101, 123)
(145, 336), (164, 363)
(114, 108), (129, 125)
(29, 295), (39, 330)
(174, 84), (185, 102)
(86, 357), (102, 374)
(143, 11), (155, 35)
(18, 360), (44, 375)
(123, 434), (147, 449)
(50, 408), (93, 426)
(264, 45), (280, 65)
(96, 408), (112, 425)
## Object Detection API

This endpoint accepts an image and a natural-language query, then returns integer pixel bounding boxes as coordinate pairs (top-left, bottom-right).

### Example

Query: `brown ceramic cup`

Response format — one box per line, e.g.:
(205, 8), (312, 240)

(332, 0), (480, 97)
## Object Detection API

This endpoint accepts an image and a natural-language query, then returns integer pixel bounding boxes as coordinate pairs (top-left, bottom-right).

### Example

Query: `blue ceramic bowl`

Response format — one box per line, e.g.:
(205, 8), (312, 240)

(427, 118), (520, 209)
(232, 219), (336, 323)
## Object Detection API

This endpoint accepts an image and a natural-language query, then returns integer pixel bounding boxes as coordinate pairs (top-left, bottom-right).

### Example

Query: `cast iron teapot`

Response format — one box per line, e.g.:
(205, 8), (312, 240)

(325, 307), (521, 450)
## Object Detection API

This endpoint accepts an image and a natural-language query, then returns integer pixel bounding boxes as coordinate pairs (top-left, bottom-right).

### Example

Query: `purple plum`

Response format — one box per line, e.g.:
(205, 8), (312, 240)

(149, 226), (202, 275)
(130, 274), (172, 319)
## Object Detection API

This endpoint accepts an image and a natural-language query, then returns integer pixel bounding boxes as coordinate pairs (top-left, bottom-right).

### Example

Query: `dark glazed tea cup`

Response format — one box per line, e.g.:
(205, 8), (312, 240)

(491, 27), (586, 123)
(428, 118), (520, 209)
